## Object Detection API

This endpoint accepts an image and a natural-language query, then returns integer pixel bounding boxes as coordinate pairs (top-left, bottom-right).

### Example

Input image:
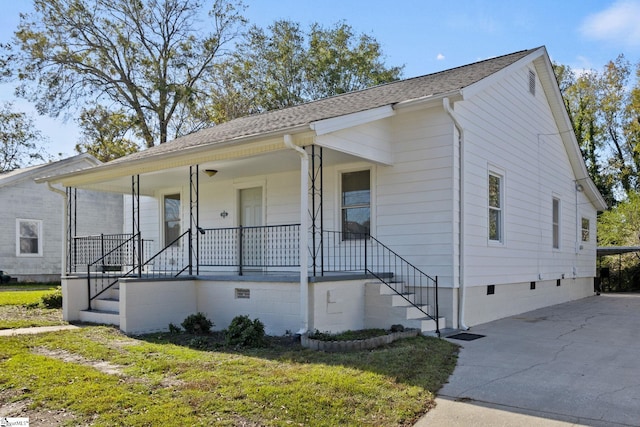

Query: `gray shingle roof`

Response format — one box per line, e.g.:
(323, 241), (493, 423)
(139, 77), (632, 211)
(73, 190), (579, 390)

(111, 48), (538, 164)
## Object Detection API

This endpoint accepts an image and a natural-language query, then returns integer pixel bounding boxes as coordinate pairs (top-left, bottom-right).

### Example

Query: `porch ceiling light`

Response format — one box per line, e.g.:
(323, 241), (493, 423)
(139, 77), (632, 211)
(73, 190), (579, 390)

(204, 169), (218, 177)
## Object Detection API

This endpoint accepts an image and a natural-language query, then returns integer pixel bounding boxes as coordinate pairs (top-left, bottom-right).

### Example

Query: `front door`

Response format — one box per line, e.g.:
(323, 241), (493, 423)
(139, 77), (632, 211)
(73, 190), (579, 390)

(239, 187), (263, 270)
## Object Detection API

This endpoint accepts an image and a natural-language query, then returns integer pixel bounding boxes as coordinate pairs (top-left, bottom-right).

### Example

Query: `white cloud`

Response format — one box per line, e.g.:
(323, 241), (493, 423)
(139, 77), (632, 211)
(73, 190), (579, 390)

(436, 53), (445, 61)
(580, 0), (640, 47)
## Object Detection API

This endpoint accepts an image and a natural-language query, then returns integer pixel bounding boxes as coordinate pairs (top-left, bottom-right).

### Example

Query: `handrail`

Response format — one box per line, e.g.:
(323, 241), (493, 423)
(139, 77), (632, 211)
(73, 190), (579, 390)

(87, 233), (140, 309)
(321, 230), (440, 337)
(136, 230), (192, 277)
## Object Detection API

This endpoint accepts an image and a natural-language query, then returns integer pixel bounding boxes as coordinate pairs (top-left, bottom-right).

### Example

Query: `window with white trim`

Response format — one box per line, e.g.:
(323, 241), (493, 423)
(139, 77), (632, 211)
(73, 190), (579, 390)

(581, 217), (590, 242)
(17, 219), (43, 256)
(488, 172), (503, 243)
(341, 170), (370, 239)
(552, 197), (561, 249)
(163, 193), (181, 246)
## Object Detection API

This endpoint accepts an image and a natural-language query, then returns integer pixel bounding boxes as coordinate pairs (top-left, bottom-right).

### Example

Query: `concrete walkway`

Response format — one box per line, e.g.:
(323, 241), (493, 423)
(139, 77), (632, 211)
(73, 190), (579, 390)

(0, 324), (80, 336)
(416, 293), (640, 426)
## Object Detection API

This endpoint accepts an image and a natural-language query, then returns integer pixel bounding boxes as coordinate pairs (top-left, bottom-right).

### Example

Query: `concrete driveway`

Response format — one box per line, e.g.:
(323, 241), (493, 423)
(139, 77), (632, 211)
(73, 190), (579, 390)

(416, 293), (640, 426)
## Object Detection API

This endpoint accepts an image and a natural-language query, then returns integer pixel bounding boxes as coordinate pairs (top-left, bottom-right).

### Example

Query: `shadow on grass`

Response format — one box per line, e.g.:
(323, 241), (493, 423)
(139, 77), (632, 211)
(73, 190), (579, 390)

(138, 330), (459, 392)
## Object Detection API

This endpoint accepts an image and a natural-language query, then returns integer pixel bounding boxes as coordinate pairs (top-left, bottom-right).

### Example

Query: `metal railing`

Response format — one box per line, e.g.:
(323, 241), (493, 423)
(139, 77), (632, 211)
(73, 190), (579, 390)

(86, 231), (191, 309)
(86, 233), (140, 309)
(79, 225), (438, 336)
(199, 224), (300, 274)
(137, 230), (192, 278)
(71, 233), (153, 273)
(320, 230), (440, 336)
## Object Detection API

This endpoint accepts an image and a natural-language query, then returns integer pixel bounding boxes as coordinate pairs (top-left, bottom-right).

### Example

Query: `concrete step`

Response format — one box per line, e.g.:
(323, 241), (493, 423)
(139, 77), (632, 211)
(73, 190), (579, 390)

(391, 293), (415, 307)
(79, 309), (120, 326)
(378, 282), (406, 295)
(406, 305), (435, 319)
(92, 298), (119, 313)
(420, 316), (446, 333)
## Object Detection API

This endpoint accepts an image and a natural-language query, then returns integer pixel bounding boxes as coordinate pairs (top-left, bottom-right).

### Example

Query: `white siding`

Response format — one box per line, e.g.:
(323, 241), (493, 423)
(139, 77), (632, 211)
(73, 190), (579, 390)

(375, 109), (455, 286)
(459, 64), (598, 287)
(0, 180), (122, 280)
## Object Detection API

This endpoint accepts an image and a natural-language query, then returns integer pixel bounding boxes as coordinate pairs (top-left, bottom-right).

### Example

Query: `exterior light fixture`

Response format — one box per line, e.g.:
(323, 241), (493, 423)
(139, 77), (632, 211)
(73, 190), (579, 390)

(220, 211), (228, 218)
(204, 169), (218, 177)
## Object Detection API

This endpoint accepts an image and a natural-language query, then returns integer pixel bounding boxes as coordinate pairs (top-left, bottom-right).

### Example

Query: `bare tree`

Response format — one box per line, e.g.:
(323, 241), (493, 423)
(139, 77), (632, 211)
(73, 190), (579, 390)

(1, 0), (246, 147)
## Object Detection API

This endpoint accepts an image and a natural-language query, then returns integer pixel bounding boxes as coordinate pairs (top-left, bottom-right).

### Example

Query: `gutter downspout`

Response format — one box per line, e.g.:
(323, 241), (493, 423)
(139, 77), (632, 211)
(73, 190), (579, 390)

(443, 98), (470, 331)
(284, 134), (309, 334)
(46, 182), (69, 277)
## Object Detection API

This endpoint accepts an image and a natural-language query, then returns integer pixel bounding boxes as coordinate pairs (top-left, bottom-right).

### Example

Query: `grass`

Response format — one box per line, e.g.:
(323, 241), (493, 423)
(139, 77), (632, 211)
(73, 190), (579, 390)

(0, 285), (66, 329)
(0, 327), (458, 426)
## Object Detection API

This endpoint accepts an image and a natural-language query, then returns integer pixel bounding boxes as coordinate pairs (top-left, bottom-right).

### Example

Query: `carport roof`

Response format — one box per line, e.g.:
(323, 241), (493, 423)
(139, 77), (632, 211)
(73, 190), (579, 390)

(597, 246), (640, 256)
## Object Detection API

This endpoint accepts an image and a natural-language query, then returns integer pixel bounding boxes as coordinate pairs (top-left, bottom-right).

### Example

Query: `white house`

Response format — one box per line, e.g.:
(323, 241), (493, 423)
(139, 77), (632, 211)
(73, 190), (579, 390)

(38, 46), (607, 335)
(0, 154), (123, 282)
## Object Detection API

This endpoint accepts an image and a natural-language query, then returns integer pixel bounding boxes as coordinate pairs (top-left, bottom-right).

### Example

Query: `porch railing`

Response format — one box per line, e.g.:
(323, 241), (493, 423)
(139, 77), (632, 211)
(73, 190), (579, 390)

(199, 224), (300, 274)
(86, 233), (140, 309)
(71, 233), (153, 273)
(86, 231), (191, 309)
(78, 225), (439, 335)
(321, 230), (440, 336)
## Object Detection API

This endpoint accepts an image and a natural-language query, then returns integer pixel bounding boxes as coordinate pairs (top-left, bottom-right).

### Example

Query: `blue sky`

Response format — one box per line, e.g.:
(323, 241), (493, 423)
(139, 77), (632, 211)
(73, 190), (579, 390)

(1, 0), (640, 158)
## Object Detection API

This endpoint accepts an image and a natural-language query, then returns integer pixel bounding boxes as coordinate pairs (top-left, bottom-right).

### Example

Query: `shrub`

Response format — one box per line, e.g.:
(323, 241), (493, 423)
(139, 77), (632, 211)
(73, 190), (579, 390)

(181, 312), (213, 334)
(168, 323), (182, 334)
(40, 288), (63, 309)
(224, 315), (266, 348)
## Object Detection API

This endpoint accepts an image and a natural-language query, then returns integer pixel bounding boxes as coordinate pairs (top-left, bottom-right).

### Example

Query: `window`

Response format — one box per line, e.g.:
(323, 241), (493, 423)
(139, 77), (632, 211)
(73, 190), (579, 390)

(17, 219), (42, 256)
(488, 172), (503, 242)
(581, 217), (590, 242)
(341, 170), (370, 239)
(552, 197), (560, 249)
(164, 194), (181, 246)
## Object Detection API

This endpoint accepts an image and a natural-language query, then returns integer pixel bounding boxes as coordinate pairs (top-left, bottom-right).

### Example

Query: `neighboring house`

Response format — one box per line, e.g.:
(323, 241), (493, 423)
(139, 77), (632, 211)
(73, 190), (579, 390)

(0, 154), (123, 282)
(38, 47), (607, 335)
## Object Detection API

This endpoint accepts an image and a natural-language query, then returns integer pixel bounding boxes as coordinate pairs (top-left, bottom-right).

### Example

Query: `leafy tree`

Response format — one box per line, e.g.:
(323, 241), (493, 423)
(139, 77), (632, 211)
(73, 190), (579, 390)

(0, 102), (45, 172)
(554, 57), (640, 203)
(1, 0), (246, 148)
(211, 20), (403, 121)
(75, 105), (140, 162)
(597, 191), (640, 290)
(598, 191), (640, 246)
(554, 62), (615, 205)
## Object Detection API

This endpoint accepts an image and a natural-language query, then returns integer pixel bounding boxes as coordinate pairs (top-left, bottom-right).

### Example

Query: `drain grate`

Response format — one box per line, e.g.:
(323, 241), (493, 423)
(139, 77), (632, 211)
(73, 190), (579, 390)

(447, 333), (485, 341)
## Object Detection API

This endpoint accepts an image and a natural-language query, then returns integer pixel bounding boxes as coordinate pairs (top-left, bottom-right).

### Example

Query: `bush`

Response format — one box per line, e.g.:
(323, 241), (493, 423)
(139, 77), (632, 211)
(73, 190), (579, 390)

(168, 323), (182, 334)
(40, 288), (63, 309)
(224, 315), (266, 348)
(181, 312), (213, 334)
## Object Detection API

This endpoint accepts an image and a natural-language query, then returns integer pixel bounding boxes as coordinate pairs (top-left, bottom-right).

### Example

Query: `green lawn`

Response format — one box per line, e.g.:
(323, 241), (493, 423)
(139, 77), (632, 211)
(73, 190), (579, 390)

(0, 327), (458, 426)
(0, 285), (66, 329)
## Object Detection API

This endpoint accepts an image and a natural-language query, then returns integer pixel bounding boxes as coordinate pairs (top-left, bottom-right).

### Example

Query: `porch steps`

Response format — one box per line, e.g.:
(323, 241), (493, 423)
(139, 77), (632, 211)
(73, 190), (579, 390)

(79, 285), (120, 327)
(365, 282), (445, 334)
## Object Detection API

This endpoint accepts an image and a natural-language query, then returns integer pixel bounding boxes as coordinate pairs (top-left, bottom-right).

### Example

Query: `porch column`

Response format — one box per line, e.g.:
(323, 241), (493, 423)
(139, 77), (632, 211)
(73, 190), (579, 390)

(189, 165), (200, 275)
(284, 135), (309, 334)
(132, 175), (141, 277)
(66, 187), (77, 274)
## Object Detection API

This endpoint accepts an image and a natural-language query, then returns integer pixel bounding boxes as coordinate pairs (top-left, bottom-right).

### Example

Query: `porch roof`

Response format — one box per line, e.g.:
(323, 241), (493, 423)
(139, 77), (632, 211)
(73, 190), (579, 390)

(38, 48), (538, 188)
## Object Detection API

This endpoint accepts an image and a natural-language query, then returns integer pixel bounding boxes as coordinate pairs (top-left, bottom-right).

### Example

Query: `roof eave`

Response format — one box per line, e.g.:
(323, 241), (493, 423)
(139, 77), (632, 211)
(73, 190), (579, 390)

(36, 124), (312, 186)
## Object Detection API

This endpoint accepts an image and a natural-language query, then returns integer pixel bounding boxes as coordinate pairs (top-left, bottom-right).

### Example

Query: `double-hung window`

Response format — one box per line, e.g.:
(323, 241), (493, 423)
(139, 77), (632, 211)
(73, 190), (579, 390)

(488, 172), (503, 243)
(17, 219), (43, 256)
(341, 170), (370, 239)
(164, 194), (181, 246)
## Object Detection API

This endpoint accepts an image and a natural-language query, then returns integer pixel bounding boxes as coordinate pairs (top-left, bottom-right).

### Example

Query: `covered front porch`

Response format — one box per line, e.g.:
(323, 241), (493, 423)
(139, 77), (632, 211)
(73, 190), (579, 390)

(46, 131), (442, 335)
